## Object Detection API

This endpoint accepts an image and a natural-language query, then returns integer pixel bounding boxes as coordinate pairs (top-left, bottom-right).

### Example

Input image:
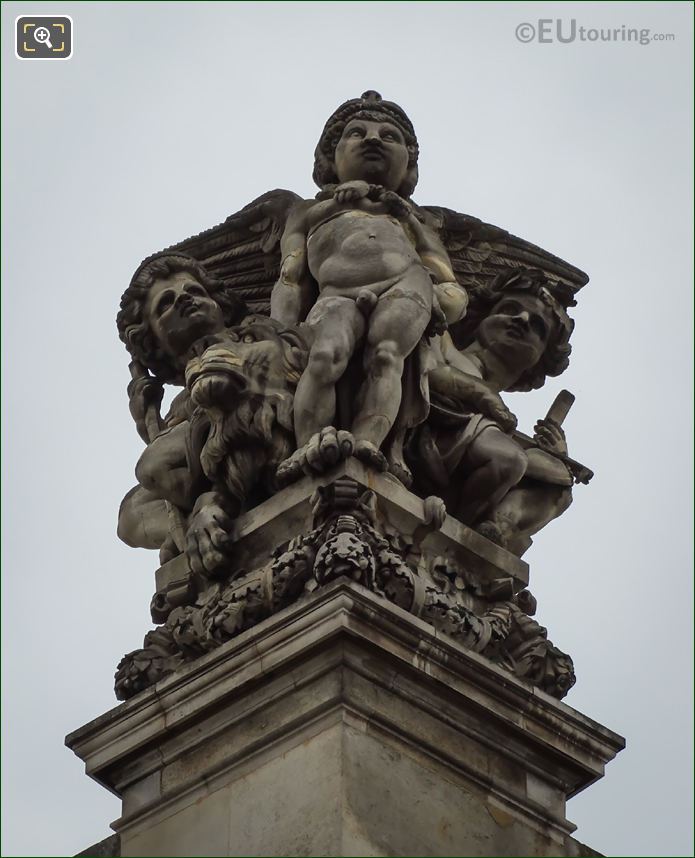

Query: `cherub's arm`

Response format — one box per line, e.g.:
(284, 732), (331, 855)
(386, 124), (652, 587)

(429, 365), (518, 432)
(377, 189), (467, 324)
(406, 215), (469, 325)
(428, 335), (517, 432)
(270, 201), (317, 326)
(377, 190), (454, 283)
(407, 215), (455, 283)
(522, 419), (574, 485)
(127, 361), (164, 443)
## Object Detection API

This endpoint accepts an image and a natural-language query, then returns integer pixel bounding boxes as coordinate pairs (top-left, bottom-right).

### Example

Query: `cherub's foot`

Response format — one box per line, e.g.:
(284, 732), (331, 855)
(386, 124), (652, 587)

(304, 427), (354, 474)
(476, 520), (506, 547)
(388, 458), (413, 489)
(276, 428), (354, 487)
(354, 439), (388, 472)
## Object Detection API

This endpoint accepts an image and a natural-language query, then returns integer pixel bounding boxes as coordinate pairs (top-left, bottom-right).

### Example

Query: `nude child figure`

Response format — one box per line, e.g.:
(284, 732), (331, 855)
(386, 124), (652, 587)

(271, 91), (467, 477)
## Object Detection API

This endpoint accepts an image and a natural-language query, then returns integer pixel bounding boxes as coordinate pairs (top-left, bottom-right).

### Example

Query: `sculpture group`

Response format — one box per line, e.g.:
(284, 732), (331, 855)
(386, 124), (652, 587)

(114, 92), (591, 701)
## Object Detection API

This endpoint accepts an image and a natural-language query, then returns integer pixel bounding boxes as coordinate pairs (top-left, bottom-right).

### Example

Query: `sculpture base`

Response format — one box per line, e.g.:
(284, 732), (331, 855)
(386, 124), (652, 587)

(67, 580), (623, 857)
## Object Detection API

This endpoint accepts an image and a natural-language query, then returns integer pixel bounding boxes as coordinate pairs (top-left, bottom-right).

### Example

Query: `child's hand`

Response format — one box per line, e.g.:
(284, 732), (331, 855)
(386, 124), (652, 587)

(533, 418), (567, 455)
(425, 295), (448, 338)
(378, 189), (413, 220)
(127, 372), (164, 443)
(483, 396), (517, 433)
(333, 180), (371, 204)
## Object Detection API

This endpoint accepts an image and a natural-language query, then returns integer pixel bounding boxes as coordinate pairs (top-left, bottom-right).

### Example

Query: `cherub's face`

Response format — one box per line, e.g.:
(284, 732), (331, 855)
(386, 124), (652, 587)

(145, 271), (225, 360)
(477, 293), (555, 373)
(334, 118), (409, 191)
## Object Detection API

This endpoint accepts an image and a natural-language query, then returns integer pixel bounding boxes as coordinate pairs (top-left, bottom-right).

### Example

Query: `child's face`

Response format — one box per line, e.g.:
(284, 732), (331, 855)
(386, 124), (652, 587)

(334, 118), (409, 191)
(145, 271), (225, 360)
(477, 292), (555, 372)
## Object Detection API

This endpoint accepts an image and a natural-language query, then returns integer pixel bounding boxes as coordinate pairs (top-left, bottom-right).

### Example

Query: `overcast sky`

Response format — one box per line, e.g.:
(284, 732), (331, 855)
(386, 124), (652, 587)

(2, 2), (693, 856)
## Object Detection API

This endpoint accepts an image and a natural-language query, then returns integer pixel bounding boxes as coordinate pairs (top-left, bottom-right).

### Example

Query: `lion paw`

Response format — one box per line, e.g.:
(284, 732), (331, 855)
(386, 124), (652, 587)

(276, 449), (306, 487)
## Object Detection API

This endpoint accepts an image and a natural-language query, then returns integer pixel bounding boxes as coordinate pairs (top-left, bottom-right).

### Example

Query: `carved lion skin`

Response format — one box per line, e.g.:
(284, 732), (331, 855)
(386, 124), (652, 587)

(184, 315), (309, 512)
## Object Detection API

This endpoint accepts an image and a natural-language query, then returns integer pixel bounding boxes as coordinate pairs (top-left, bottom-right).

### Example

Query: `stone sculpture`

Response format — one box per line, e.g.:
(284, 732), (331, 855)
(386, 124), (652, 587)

(411, 268), (581, 554)
(114, 92), (593, 703)
(270, 91), (467, 480)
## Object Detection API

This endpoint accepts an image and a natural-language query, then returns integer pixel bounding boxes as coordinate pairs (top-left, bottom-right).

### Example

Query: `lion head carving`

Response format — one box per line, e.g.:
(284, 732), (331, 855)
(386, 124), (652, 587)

(185, 315), (309, 511)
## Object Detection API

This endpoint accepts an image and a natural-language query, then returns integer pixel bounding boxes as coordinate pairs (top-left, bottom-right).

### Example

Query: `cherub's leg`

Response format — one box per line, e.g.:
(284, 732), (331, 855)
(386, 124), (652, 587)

(135, 421), (198, 511)
(489, 481), (573, 556)
(294, 297), (364, 446)
(351, 283), (431, 458)
(453, 429), (528, 526)
(117, 486), (169, 549)
(385, 426), (413, 487)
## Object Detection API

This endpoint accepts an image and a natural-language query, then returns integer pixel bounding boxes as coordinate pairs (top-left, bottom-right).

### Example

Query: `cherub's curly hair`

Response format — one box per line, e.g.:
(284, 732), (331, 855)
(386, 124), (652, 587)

(451, 269), (575, 392)
(313, 91), (419, 198)
(117, 253), (246, 383)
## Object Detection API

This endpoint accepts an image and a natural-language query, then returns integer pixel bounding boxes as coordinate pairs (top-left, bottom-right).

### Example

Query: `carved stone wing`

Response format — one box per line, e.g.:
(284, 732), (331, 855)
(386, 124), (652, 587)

(421, 206), (589, 307)
(162, 189), (302, 315)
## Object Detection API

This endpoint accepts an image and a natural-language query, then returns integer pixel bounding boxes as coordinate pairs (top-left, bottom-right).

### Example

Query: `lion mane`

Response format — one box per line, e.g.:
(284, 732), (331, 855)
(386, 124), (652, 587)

(186, 316), (309, 514)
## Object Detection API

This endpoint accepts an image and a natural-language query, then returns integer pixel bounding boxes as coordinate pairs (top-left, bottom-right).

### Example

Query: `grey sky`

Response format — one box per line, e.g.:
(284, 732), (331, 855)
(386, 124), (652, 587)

(1, 2), (693, 855)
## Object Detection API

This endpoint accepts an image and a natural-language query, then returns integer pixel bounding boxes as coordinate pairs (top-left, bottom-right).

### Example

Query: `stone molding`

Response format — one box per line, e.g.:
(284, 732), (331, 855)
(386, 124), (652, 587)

(67, 578), (624, 849)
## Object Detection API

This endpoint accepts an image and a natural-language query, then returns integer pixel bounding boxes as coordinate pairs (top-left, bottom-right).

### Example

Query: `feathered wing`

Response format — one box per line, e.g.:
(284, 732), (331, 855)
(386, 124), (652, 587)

(155, 194), (586, 316)
(421, 206), (589, 308)
(162, 189), (302, 315)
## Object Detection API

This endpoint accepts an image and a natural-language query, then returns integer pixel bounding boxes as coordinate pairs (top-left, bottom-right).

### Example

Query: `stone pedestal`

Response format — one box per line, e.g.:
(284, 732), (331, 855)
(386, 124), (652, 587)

(67, 578), (624, 856)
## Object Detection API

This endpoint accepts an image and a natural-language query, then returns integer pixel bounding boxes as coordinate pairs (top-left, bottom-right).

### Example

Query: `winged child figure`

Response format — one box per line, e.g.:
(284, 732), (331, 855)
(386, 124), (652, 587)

(113, 90), (591, 700)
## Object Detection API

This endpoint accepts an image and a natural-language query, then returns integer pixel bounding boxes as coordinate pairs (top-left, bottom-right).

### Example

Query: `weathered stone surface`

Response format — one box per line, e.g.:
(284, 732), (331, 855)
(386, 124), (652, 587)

(159, 456), (529, 592)
(67, 580), (624, 857)
(115, 464), (575, 702)
(73, 88), (626, 856)
(76, 834), (120, 857)
(113, 91), (596, 704)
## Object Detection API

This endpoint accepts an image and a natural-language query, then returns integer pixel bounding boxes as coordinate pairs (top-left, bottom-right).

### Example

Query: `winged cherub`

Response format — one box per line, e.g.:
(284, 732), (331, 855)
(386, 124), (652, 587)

(143, 96), (590, 512)
(270, 92), (468, 475)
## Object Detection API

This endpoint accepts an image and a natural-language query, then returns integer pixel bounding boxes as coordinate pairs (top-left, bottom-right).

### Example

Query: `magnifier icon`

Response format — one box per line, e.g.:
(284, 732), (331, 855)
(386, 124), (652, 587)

(34, 26), (53, 49)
